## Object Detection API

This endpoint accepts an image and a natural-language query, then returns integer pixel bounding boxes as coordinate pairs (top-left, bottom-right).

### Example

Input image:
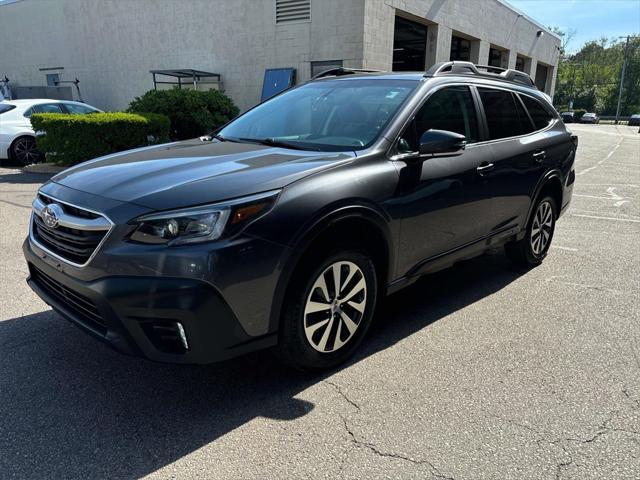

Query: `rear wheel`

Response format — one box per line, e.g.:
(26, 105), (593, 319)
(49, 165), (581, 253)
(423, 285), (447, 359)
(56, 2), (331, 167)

(11, 136), (41, 166)
(505, 196), (557, 267)
(277, 250), (377, 371)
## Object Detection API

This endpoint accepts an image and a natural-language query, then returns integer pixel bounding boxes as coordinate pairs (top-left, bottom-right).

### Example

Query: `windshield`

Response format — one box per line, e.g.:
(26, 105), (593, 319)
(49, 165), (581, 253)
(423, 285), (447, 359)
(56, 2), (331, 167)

(0, 104), (16, 115)
(219, 78), (419, 151)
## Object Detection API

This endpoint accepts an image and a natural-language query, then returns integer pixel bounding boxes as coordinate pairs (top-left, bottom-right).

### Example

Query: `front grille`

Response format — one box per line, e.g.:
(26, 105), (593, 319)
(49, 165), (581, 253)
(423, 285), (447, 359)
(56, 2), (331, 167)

(30, 265), (107, 335)
(31, 197), (109, 265)
(38, 194), (100, 220)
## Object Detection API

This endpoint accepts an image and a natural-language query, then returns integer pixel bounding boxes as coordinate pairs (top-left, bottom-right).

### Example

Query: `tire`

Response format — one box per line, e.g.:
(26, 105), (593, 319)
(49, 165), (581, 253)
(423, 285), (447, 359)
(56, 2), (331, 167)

(505, 196), (557, 267)
(277, 250), (378, 371)
(11, 136), (41, 166)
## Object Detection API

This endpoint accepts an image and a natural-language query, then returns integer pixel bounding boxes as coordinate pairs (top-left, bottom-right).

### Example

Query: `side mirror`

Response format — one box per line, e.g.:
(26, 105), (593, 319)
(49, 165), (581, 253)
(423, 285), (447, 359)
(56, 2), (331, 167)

(418, 129), (467, 155)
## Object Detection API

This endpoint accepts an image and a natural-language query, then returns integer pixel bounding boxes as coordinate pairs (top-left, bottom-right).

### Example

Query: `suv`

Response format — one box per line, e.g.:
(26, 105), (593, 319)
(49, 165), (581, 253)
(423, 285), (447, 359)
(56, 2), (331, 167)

(24, 62), (576, 370)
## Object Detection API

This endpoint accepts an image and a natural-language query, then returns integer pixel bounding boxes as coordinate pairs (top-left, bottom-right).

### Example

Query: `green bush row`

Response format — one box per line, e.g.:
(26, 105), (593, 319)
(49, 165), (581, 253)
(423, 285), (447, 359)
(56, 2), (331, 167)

(127, 88), (239, 140)
(31, 112), (170, 166)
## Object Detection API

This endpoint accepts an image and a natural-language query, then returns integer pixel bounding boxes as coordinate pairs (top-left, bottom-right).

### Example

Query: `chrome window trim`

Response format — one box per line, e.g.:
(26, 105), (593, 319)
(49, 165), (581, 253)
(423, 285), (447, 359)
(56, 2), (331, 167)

(29, 191), (114, 269)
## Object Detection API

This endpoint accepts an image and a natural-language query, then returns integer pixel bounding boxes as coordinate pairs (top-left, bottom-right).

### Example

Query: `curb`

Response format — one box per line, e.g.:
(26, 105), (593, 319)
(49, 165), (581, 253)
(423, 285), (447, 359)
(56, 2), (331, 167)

(22, 163), (67, 174)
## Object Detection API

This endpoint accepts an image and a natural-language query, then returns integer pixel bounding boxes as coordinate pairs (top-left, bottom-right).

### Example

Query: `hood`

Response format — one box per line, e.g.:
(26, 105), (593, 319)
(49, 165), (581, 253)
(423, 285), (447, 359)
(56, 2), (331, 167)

(52, 139), (355, 210)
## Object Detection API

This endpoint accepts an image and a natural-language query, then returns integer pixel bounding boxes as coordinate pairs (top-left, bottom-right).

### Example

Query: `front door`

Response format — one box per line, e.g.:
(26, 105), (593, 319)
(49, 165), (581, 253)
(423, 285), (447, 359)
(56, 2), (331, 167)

(389, 85), (494, 276)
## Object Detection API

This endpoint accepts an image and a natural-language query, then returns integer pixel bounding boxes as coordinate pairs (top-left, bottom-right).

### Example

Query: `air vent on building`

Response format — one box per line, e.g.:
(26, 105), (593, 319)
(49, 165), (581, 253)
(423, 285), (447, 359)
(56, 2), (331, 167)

(276, 0), (311, 23)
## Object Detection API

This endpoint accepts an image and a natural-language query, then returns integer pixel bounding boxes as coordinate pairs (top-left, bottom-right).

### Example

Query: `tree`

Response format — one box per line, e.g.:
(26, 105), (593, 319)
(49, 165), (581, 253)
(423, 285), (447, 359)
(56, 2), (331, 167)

(553, 32), (640, 115)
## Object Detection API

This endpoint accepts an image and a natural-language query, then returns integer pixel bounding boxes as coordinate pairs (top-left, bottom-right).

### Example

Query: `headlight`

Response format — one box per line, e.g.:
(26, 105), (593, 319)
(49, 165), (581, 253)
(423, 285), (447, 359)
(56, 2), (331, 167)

(128, 190), (280, 245)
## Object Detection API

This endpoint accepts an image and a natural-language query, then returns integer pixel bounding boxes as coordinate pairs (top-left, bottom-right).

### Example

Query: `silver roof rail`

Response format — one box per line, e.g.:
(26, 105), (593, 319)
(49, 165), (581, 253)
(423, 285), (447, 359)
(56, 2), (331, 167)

(425, 61), (536, 88)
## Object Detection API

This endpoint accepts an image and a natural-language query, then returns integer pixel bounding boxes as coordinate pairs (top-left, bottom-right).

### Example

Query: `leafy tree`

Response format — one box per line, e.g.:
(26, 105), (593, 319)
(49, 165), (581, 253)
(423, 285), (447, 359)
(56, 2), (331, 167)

(553, 32), (640, 116)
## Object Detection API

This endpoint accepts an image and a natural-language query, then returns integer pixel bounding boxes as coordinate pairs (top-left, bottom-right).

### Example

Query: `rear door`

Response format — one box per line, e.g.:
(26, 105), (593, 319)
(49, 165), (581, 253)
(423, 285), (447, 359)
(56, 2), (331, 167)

(475, 87), (548, 237)
(391, 85), (494, 275)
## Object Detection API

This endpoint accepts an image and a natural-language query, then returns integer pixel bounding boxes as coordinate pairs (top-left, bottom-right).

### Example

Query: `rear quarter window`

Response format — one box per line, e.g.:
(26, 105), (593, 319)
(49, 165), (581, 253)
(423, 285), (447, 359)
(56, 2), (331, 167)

(520, 95), (554, 130)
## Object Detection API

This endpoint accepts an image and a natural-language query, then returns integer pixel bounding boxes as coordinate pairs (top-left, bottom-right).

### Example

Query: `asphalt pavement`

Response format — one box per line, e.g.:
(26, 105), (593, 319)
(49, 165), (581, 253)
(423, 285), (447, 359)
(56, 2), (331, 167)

(0, 123), (638, 479)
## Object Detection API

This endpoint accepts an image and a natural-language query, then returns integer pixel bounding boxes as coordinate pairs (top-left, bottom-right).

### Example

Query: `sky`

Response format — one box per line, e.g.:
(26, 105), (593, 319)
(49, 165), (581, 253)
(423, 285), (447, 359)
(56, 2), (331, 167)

(507, 0), (640, 52)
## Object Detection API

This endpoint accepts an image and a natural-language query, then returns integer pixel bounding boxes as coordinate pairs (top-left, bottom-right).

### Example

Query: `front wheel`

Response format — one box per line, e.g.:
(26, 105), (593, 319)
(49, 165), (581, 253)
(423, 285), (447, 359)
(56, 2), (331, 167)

(11, 136), (41, 166)
(505, 196), (557, 267)
(277, 250), (377, 371)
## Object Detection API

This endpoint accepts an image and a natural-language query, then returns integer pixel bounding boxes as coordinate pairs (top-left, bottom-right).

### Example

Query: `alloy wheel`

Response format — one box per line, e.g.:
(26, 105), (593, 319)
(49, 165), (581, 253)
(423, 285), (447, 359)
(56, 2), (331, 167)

(13, 138), (39, 165)
(530, 200), (553, 255)
(303, 261), (367, 353)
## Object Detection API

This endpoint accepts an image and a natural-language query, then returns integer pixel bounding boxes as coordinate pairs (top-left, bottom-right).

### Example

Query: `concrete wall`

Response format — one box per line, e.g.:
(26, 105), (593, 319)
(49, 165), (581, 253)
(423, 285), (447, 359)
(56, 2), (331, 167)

(0, 0), (560, 112)
(0, 0), (365, 111)
(363, 0), (561, 95)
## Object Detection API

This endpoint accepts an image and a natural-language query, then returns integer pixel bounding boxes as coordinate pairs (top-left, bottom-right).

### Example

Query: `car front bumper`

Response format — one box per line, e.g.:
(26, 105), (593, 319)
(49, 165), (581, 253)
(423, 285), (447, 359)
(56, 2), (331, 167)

(23, 237), (281, 364)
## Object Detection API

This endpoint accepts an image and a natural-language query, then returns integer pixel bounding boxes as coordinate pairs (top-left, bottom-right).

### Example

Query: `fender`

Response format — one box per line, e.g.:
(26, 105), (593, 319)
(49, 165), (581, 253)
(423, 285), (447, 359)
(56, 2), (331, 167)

(267, 202), (395, 333)
(520, 168), (564, 239)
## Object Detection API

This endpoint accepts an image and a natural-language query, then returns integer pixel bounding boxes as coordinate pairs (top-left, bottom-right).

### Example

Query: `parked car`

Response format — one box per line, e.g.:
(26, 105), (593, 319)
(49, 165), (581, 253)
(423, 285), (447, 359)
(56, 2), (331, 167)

(628, 114), (640, 126)
(580, 112), (599, 124)
(24, 62), (576, 370)
(0, 99), (102, 165)
(560, 111), (574, 123)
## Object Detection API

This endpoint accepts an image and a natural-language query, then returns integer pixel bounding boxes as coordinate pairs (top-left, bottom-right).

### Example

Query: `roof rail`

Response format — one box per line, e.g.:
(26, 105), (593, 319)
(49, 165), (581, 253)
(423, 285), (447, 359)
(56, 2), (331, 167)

(312, 67), (384, 80)
(424, 61), (536, 88)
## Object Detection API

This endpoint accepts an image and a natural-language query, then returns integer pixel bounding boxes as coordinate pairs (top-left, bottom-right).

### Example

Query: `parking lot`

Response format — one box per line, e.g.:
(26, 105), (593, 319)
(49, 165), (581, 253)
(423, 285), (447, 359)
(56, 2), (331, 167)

(0, 123), (638, 479)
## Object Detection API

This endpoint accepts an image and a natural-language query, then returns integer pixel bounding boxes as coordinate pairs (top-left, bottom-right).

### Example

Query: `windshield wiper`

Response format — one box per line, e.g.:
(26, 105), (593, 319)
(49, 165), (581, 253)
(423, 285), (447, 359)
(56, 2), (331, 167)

(237, 137), (315, 151)
(212, 133), (243, 143)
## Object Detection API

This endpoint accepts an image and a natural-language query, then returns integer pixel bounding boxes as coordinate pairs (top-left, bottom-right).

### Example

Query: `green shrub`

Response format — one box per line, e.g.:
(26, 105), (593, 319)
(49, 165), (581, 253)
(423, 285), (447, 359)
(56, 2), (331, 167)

(31, 112), (170, 166)
(127, 88), (239, 140)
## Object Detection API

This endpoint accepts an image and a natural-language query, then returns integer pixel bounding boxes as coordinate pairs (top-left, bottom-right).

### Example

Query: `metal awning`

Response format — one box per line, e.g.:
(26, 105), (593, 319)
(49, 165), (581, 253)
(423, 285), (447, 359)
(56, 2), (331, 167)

(149, 69), (223, 91)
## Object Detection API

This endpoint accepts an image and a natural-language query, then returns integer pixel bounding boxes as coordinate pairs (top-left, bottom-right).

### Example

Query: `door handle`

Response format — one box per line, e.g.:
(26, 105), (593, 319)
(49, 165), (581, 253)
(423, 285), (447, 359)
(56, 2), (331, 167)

(533, 150), (546, 163)
(476, 162), (494, 175)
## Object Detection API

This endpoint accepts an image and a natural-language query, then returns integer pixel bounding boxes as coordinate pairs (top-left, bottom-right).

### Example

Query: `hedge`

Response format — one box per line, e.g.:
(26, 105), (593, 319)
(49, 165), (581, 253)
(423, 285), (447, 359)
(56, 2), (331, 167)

(31, 112), (170, 166)
(127, 88), (239, 140)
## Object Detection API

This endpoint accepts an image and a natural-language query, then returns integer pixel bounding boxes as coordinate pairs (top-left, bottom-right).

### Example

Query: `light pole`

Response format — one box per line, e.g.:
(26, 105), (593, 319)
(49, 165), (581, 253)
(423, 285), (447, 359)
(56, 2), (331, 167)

(615, 35), (635, 125)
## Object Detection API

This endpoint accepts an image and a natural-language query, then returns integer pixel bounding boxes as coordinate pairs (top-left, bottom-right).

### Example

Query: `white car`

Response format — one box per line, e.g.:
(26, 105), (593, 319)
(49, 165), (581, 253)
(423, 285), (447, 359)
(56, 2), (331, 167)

(0, 99), (102, 165)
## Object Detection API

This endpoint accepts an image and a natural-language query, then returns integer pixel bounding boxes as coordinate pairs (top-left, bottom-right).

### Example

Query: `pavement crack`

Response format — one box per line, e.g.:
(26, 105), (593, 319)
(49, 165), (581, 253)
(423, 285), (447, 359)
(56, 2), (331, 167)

(554, 445), (574, 480)
(324, 379), (362, 412)
(339, 415), (454, 480)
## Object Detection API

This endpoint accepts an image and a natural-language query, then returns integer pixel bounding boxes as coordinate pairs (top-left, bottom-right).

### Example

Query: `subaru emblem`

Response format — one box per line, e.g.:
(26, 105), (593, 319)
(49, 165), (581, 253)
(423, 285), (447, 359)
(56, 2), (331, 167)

(42, 204), (61, 229)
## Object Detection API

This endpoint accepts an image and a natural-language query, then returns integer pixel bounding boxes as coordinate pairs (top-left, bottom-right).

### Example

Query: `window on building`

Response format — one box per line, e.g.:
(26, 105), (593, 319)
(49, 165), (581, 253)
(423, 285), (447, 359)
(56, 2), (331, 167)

(478, 88), (527, 140)
(515, 56), (526, 72)
(392, 16), (428, 72)
(46, 73), (59, 87)
(535, 64), (549, 92)
(520, 95), (554, 130)
(310, 60), (343, 78)
(399, 86), (479, 152)
(275, 0), (310, 23)
(488, 47), (504, 68)
(450, 36), (471, 61)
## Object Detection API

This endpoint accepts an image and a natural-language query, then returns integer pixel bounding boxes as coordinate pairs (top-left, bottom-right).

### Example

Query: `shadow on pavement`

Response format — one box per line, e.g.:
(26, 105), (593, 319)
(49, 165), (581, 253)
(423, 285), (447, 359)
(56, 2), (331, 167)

(0, 251), (524, 479)
(0, 171), (54, 185)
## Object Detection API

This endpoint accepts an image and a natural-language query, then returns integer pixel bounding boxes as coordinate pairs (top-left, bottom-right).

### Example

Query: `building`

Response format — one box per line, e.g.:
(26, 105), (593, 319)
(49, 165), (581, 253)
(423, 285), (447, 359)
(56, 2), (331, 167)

(0, 0), (561, 112)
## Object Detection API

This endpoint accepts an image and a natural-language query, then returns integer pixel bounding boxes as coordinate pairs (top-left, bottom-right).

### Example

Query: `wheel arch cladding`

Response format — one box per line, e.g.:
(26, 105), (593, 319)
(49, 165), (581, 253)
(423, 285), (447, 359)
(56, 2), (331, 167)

(538, 176), (563, 214)
(268, 208), (393, 333)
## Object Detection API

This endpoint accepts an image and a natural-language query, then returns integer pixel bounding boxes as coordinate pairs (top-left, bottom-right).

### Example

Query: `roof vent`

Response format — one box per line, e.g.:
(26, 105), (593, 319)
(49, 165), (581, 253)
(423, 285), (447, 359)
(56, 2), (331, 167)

(276, 0), (311, 23)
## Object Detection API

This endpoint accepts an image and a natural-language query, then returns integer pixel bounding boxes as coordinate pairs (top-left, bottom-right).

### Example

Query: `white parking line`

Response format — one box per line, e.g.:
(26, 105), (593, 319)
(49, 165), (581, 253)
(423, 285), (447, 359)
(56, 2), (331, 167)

(551, 245), (578, 251)
(571, 213), (640, 223)
(576, 139), (623, 176)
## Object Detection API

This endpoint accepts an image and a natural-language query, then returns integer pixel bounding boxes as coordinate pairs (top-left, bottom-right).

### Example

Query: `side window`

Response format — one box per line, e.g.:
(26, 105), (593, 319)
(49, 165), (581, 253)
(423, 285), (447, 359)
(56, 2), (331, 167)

(64, 103), (98, 114)
(31, 103), (65, 114)
(478, 88), (525, 140)
(513, 96), (535, 135)
(520, 95), (554, 131)
(398, 86), (479, 152)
